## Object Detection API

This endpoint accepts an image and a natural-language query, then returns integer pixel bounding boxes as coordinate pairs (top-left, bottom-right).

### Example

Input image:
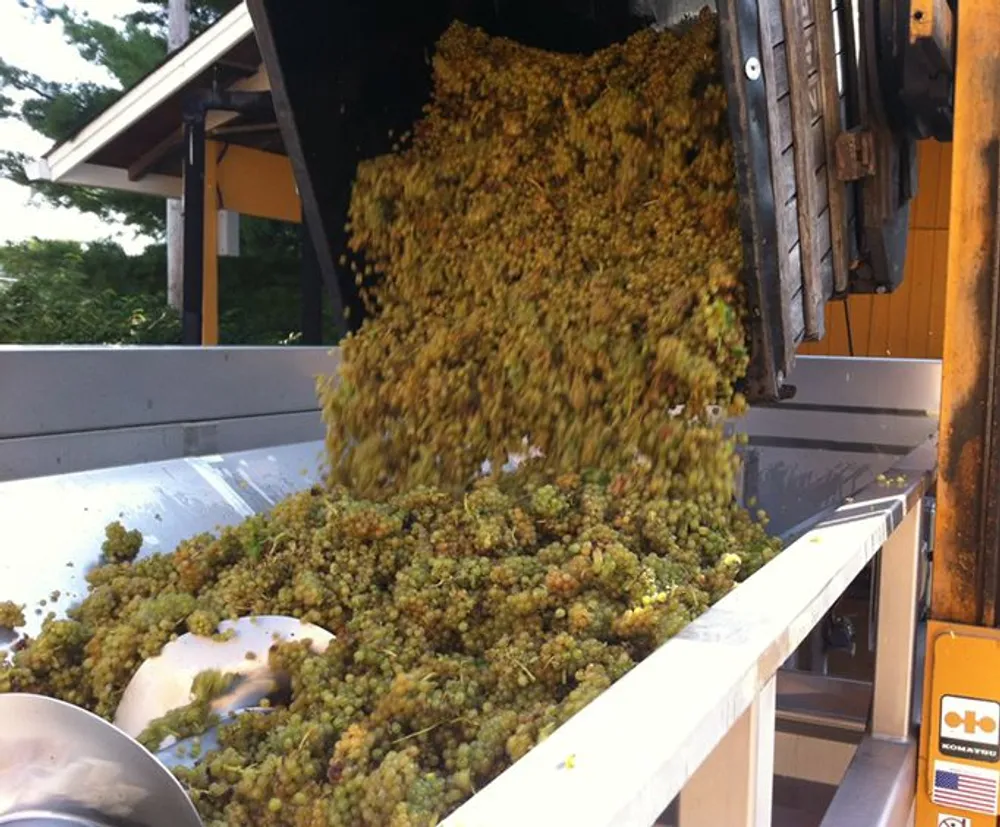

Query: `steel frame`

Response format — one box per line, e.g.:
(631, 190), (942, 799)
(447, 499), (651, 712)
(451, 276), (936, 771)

(0, 347), (939, 825)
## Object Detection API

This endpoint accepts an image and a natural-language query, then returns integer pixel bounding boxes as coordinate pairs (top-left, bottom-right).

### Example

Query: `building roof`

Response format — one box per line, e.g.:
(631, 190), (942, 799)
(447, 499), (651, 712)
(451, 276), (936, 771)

(28, 3), (275, 199)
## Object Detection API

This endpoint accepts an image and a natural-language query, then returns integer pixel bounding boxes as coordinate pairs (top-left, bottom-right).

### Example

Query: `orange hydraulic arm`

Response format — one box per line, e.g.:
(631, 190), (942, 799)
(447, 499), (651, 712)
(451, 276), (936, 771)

(932, 1), (1000, 629)
(916, 0), (1000, 824)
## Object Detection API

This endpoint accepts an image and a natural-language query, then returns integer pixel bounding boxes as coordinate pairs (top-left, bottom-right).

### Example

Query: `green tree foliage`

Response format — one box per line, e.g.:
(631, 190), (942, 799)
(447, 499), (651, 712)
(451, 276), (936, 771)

(0, 0), (325, 345)
(1, 0), (236, 232)
(0, 231), (334, 345)
(0, 240), (182, 344)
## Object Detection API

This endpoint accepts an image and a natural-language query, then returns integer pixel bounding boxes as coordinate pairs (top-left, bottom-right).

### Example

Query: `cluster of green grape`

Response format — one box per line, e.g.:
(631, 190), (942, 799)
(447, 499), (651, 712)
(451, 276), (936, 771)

(1, 468), (778, 826)
(0, 601), (25, 631)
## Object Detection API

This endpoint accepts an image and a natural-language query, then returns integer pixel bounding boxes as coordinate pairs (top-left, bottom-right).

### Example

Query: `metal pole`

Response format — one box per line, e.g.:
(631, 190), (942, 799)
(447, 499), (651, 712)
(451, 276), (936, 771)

(181, 115), (206, 345)
(166, 0), (190, 312)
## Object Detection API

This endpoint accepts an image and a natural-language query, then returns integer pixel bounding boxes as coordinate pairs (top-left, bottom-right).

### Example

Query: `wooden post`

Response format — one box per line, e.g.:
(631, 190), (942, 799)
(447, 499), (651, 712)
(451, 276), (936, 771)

(166, 0), (190, 311)
(201, 141), (220, 346)
(930, 0), (1000, 628)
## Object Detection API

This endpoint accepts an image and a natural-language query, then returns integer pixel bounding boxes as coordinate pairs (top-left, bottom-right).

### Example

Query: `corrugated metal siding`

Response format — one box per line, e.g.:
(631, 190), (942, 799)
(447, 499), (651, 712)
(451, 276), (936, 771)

(799, 141), (951, 358)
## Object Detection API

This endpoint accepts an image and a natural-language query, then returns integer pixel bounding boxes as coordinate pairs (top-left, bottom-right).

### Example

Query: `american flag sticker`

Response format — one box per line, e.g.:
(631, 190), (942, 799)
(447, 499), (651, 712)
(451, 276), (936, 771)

(932, 760), (1000, 815)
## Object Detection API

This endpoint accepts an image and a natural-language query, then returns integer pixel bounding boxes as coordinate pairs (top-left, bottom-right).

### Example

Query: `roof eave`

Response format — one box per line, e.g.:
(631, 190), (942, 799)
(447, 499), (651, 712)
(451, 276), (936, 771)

(32, 161), (181, 199)
(31, 2), (254, 192)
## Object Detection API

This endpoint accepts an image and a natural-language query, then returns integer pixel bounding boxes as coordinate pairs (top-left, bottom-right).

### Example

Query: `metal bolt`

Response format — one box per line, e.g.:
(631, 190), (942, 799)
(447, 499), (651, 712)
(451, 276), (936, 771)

(745, 57), (762, 80)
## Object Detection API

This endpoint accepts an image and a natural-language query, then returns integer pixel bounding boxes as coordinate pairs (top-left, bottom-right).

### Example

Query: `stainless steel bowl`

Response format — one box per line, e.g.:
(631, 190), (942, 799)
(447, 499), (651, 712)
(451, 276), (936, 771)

(0, 694), (202, 827)
(0, 812), (111, 827)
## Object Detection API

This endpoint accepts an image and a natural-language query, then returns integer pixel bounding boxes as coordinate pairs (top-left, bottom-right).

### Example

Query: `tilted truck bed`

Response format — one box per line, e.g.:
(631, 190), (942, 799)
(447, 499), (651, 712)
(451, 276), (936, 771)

(246, 0), (916, 401)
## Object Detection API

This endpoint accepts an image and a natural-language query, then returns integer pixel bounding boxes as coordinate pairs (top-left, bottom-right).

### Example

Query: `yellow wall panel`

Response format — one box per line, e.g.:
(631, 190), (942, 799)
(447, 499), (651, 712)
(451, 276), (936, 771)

(927, 228), (948, 358)
(905, 230), (934, 358)
(888, 264), (914, 357)
(798, 140), (951, 358)
(213, 142), (302, 224)
(829, 291), (851, 354)
(911, 142), (940, 229)
(935, 142), (952, 229)
(848, 294), (875, 355)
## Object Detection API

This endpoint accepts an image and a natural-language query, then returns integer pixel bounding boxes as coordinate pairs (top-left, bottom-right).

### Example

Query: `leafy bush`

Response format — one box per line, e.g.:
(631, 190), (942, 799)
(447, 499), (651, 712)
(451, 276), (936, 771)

(0, 268), (181, 345)
(0, 235), (339, 346)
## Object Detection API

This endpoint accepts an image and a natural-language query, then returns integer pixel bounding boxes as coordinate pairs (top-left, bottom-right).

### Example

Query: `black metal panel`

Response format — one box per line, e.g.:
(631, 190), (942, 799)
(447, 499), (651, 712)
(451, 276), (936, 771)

(717, 0), (786, 400)
(247, 0), (424, 337)
(875, 0), (955, 142)
(181, 114), (206, 346)
(839, 0), (865, 275)
(847, 0), (922, 295)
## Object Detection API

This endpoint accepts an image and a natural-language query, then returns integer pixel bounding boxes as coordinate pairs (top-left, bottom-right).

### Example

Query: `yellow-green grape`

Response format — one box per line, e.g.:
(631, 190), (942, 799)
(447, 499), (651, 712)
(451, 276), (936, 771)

(101, 521), (143, 563)
(0, 471), (780, 825)
(0, 601), (25, 631)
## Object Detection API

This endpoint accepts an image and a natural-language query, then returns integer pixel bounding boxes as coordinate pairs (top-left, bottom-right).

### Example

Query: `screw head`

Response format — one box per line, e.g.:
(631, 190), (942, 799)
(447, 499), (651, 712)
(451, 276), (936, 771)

(745, 57), (762, 80)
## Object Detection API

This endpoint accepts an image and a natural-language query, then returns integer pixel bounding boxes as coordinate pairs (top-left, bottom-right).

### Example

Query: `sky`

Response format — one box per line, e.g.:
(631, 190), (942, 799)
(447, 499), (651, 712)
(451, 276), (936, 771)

(0, 0), (151, 254)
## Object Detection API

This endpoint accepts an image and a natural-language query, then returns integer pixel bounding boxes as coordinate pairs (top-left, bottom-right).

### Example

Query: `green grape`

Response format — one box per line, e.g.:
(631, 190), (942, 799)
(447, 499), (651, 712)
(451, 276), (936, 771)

(0, 601), (25, 631)
(101, 521), (144, 564)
